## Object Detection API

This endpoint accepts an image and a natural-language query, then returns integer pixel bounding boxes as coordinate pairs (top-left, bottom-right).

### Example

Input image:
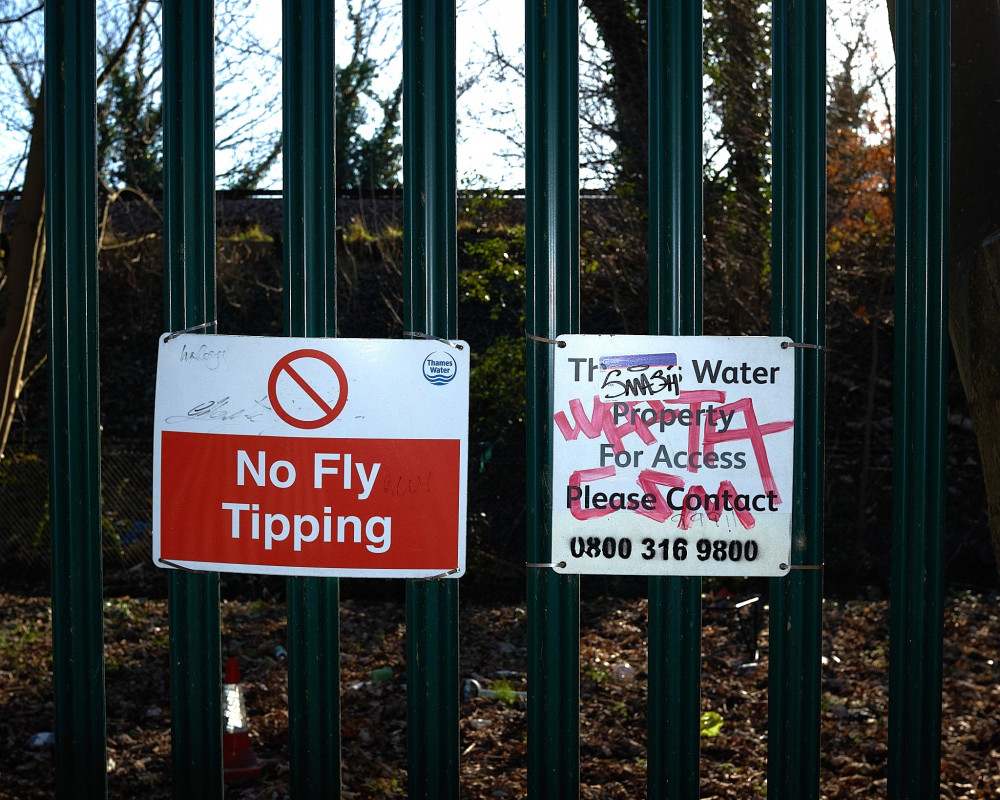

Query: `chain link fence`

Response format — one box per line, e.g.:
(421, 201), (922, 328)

(0, 447), (152, 577)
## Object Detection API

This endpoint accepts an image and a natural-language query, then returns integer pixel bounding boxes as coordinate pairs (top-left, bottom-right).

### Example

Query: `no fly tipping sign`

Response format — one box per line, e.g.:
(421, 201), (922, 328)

(551, 335), (795, 577)
(153, 334), (469, 578)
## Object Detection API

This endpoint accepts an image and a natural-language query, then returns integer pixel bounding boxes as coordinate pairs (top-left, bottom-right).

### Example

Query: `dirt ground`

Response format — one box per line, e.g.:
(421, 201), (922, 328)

(1, 587), (998, 799)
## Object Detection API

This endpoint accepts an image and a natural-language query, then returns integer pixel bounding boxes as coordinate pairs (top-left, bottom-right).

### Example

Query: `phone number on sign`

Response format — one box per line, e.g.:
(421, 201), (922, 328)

(567, 535), (759, 563)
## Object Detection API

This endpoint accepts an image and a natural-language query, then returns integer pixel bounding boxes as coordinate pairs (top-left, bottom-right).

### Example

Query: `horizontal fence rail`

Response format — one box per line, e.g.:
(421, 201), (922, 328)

(37, 1), (950, 798)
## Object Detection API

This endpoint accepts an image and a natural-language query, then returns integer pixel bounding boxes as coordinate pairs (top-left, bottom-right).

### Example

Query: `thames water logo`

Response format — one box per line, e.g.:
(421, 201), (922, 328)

(423, 352), (458, 385)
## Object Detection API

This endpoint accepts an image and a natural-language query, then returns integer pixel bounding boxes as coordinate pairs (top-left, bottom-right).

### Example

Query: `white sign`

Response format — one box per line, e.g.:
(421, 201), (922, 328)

(153, 334), (469, 578)
(551, 335), (795, 576)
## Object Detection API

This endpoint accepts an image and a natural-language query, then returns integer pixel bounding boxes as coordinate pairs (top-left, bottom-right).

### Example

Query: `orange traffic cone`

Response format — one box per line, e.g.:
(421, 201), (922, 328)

(223, 656), (263, 783)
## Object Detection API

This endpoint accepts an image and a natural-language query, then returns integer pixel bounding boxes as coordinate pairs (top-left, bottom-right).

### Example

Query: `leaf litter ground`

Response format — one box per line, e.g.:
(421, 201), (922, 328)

(1, 589), (998, 798)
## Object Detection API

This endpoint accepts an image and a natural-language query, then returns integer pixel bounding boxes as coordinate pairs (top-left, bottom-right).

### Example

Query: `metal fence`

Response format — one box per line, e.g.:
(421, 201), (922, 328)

(0, 449), (152, 574)
(44, 1), (948, 799)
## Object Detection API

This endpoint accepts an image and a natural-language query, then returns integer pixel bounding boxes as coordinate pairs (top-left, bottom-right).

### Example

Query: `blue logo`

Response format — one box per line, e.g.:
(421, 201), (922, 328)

(422, 351), (458, 385)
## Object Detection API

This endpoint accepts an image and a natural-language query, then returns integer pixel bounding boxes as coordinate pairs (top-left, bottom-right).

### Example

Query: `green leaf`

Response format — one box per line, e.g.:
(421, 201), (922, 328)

(700, 711), (724, 737)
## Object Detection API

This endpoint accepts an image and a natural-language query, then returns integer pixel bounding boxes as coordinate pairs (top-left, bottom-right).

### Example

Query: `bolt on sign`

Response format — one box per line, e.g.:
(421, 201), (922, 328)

(550, 335), (795, 577)
(153, 334), (469, 578)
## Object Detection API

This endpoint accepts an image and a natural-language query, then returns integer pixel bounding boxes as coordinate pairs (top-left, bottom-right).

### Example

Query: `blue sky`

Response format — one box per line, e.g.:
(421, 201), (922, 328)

(0, 0), (893, 192)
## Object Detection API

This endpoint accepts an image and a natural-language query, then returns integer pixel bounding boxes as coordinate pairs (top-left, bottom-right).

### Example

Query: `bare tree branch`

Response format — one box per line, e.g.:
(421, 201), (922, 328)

(0, 36), (38, 107)
(96, 0), (152, 89)
(0, 2), (41, 26)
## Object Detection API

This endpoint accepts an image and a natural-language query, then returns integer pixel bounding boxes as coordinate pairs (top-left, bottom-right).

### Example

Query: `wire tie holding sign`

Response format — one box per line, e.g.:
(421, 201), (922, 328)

(414, 568), (462, 581)
(403, 331), (465, 350)
(163, 320), (217, 343)
(779, 563), (825, 571)
(158, 558), (211, 574)
(780, 341), (824, 351)
(525, 333), (567, 347)
(526, 561), (567, 569)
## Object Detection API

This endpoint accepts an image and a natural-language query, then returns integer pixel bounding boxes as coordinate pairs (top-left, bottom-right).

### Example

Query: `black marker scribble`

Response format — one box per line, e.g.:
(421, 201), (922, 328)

(165, 395), (274, 425)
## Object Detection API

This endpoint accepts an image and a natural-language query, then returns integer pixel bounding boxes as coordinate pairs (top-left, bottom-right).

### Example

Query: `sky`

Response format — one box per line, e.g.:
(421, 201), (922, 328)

(229, 0), (528, 189)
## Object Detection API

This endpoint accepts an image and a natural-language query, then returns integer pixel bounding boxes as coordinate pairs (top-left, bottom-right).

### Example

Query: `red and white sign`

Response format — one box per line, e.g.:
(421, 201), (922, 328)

(153, 335), (469, 578)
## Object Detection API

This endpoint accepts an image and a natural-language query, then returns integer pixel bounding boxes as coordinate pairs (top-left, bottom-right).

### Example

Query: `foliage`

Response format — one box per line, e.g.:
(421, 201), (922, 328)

(822, 25), (898, 572)
(700, 710), (725, 737)
(0, 453), (48, 568)
(466, 335), (525, 446)
(97, 16), (162, 194)
(703, 0), (772, 331)
(454, 192), (529, 576)
(572, 0), (776, 331)
(580, 0), (649, 194)
(335, 1), (402, 193)
(825, 46), (894, 273)
(490, 677), (519, 706)
(458, 192), (527, 447)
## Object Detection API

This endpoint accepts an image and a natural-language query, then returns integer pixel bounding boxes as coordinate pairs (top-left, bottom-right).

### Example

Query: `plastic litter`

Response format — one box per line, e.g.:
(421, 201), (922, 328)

(223, 657), (263, 783)
(28, 732), (55, 747)
(463, 677), (527, 702)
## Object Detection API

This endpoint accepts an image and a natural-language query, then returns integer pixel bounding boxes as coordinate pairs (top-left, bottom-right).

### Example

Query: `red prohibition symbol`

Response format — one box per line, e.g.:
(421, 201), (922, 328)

(267, 349), (349, 429)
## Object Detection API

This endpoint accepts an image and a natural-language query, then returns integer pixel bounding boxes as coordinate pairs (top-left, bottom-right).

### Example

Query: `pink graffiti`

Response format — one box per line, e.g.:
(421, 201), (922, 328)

(555, 392), (792, 493)
(567, 466), (618, 520)
(700, 398), (793, 502)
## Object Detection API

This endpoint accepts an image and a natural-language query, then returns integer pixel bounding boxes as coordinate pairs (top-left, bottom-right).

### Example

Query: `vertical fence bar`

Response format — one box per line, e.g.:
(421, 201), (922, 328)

(525, 2), (580, 797)
(646, 0), (703, 795)
(888, 0), (949, 794)
(281, 2), (341, 796)
(46, 1), (106, 796)
(767, 0), (826, 792)
(402, 2), (460, 796)
(163, 1), (223, 795)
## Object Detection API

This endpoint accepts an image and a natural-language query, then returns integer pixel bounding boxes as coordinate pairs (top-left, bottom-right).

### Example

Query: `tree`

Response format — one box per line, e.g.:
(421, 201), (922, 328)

(226, 0), (403, 192)
(0, 0), (154, 457)
(703, 0), (771, 331)
(584, 0), (1000, 570)
(0, 0), (411, 458)
(880, 0), (1000, 568)
(0, 84), (44, 460)
(943, 1), (1000, 569)
(335, 1), (402, 192)
(825, 34), (896, 563)
(97, 18), (163, 194)
(579, 0), (649, 195)
(580, 0), (773, 332)
(0, 0), (282, 457)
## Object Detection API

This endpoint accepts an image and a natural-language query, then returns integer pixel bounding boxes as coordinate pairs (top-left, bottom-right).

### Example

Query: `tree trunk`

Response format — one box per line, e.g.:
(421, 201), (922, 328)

(0, 90), (45, 456)
(581, 0), (649, 194)
(949, 239), (1000, 565)
(949, 0), (1000, 568)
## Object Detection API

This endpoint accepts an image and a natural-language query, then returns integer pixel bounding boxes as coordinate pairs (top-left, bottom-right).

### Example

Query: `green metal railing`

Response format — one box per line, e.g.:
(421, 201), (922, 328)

(44, 0), (949, 798)
(281, 1), (342, 796)
(767, 0), (827, 795)
(162, 1), (223, 795)
(46, 1), (105, 796)
(647, 0), (704, 796)
(889, 0), (949, 797)
(525, 3), (581, 797)
(403, 2), (461, 797)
